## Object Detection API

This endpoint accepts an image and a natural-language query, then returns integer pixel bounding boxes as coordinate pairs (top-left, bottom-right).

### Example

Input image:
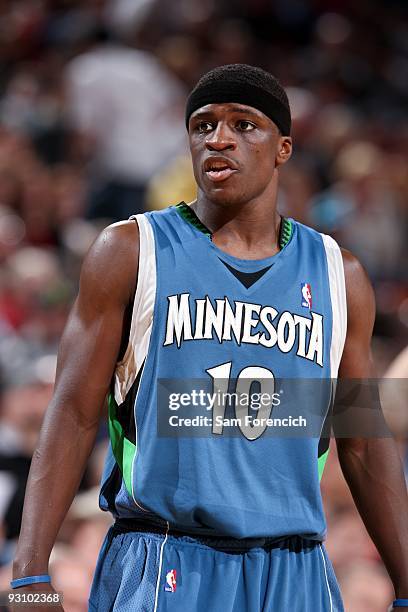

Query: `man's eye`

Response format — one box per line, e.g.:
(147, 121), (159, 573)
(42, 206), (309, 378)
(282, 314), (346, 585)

(237, 120), (255, 131)
(197, 122), (214, 133)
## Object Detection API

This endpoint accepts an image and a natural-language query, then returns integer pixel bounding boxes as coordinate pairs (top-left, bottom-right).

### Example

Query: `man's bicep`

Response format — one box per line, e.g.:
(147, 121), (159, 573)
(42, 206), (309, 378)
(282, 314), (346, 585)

(335, 249), (385, 445)
(52, 300), (123, 422)
(52, 221), (139, 425)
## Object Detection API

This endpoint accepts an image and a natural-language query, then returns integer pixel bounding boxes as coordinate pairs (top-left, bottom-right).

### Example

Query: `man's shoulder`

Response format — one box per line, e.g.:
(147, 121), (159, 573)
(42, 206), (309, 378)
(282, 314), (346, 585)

(80, 219), (140, 306)
(94, 219), (139, 262)
(338, 248), (375, 329)
(340, 248), (371, 288)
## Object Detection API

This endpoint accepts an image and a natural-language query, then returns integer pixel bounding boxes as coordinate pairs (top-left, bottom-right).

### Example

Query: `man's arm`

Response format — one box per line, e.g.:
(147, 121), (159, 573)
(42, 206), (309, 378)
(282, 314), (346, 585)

(335, 249), (408, 607)
(12, 220), (139, 586)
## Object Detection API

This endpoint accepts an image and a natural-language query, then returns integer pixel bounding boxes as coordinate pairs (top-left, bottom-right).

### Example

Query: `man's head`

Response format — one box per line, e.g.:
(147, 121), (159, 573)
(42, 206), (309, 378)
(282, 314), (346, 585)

(186, 64), (293, 207)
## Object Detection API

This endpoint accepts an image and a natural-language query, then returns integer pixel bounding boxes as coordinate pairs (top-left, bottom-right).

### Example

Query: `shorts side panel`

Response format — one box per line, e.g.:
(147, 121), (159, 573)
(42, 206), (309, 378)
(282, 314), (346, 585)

(262, 539), (344, 612)
(88, 528), (164, 612)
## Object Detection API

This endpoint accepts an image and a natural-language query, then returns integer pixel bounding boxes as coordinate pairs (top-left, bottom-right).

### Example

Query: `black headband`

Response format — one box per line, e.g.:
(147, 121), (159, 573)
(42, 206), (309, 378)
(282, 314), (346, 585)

(185, 81), (291, 136)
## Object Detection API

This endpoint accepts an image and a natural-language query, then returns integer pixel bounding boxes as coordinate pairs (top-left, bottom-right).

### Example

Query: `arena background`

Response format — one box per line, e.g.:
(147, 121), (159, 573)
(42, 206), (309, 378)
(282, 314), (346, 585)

(0, 1), (407, 610)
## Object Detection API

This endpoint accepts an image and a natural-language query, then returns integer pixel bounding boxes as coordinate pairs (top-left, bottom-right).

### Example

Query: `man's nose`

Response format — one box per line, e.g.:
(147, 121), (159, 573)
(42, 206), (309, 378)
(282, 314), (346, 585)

(205, 122), (236, 151)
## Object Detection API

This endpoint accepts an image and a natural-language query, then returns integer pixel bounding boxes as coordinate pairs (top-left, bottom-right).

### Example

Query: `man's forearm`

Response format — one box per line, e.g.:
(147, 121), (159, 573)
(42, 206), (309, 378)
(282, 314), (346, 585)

(337, 437), (408, 597)
(13, 401), (100, 577)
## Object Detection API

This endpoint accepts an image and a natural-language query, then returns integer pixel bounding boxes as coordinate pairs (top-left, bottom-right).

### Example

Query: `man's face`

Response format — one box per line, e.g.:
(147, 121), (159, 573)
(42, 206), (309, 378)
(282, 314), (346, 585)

(188, 102), (292, 206)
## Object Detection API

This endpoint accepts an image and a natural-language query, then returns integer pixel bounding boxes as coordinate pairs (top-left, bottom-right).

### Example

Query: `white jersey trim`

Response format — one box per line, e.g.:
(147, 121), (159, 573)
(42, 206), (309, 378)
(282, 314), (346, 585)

(319, 544), (334, 612)
(321, 234), (347, 378)
(113, 213), (156, 405)
(153, 522), (169, 612)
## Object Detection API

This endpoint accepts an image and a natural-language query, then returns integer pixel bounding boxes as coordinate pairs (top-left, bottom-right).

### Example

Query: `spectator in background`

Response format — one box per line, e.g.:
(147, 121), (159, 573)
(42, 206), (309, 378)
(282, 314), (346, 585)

(66, 28), (188, 222)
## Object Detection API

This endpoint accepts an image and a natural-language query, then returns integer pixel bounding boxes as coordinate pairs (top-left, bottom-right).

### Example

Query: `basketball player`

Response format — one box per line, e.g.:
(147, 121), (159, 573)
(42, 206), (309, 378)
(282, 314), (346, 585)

(12, 65), (408, 611)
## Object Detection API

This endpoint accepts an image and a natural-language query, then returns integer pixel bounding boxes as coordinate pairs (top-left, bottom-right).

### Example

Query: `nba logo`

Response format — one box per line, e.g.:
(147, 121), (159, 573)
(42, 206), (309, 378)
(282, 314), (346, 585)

(301, 283), (312, 309)
(164, 569), (177, 592)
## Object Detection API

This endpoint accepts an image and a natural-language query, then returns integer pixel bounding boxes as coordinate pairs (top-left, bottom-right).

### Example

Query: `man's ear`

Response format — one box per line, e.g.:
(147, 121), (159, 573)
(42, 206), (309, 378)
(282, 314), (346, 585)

(276, 137), (293, 167)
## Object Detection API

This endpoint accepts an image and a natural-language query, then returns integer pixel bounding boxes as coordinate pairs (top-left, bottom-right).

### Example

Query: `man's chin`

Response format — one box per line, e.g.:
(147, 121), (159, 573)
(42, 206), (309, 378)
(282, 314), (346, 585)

(202, 185), (249, 207)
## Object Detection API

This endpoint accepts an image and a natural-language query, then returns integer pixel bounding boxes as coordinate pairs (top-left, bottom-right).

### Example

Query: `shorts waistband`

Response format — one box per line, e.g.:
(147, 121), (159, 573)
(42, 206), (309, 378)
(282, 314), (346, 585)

(112, 517), (311, 553)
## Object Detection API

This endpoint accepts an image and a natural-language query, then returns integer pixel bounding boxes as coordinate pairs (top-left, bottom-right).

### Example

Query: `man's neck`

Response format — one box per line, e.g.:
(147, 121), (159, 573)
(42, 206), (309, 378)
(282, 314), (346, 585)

(191, 191), (282, 260)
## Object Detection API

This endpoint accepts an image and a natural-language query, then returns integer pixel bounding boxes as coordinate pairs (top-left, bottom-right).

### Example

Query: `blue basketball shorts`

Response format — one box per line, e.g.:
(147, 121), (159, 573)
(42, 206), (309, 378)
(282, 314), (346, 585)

(88, 524), (344, 611)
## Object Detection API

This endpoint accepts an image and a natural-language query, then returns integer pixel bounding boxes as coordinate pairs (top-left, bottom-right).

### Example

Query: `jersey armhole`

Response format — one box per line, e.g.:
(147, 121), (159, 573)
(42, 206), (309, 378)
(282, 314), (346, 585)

(113, 214), (156, 405)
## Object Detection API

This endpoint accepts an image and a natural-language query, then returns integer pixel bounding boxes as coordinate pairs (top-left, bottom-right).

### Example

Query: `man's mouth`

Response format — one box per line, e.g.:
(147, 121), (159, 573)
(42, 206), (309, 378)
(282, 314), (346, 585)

(204, 158), (238, 182)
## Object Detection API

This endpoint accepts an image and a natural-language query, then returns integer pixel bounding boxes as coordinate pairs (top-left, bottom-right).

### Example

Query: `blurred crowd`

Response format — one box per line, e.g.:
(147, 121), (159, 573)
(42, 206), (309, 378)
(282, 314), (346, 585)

(0, 1), (407, 610)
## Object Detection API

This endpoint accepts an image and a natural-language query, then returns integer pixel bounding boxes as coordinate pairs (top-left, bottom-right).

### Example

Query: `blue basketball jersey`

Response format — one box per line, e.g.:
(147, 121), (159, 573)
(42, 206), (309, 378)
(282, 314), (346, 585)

(99, 204), (347, 540)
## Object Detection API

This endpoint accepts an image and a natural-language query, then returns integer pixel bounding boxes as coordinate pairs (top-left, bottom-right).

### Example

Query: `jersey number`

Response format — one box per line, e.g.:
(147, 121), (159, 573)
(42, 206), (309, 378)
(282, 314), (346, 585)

(206, 361), (275, 441)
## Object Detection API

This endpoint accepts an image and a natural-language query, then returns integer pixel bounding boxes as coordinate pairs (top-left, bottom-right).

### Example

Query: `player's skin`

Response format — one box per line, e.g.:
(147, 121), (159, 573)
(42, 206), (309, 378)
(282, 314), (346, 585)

(12, 102), (408, 612)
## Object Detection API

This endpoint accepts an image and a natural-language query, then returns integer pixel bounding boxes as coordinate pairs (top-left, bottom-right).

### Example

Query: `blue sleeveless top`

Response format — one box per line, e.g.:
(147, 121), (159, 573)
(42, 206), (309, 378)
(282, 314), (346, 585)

(99, 204), (347, 540)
